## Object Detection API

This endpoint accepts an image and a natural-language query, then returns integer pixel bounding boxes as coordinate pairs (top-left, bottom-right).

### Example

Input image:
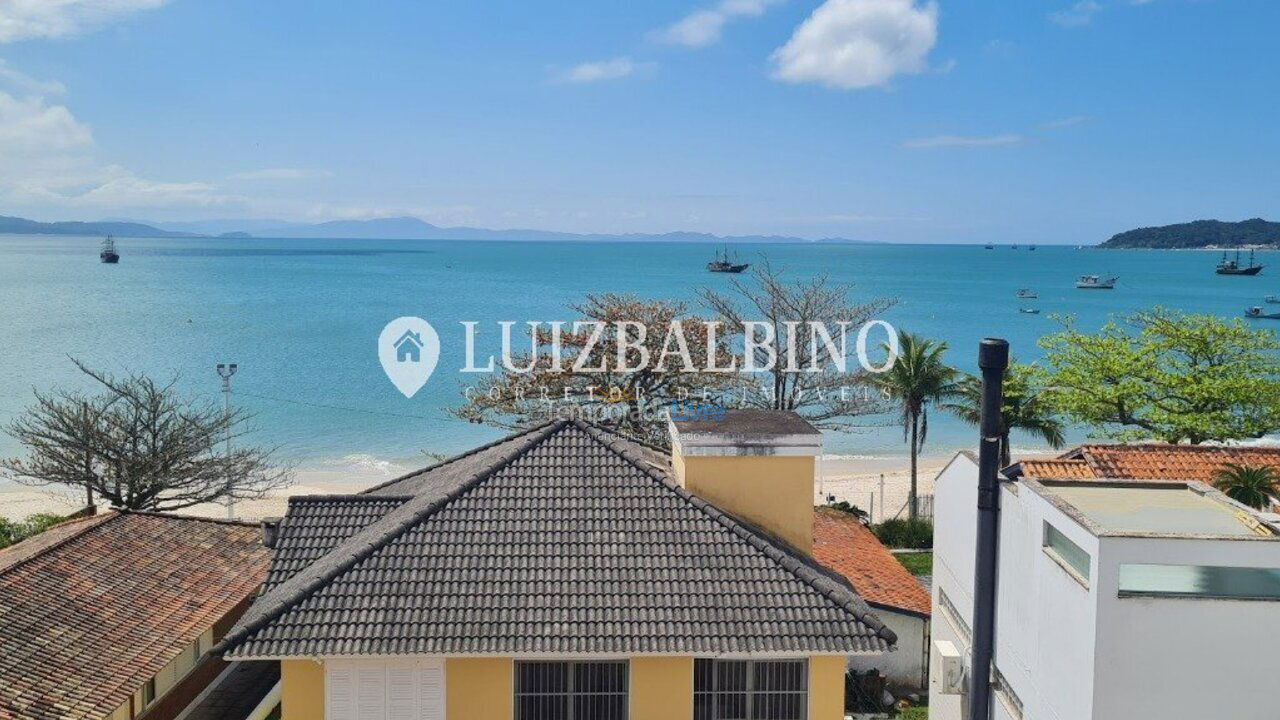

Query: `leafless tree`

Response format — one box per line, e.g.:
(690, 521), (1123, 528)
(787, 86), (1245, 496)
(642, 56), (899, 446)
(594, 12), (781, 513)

(700, 260), (897, 430)
(1, 360), (292, 511)
(452, 294), (736, 446)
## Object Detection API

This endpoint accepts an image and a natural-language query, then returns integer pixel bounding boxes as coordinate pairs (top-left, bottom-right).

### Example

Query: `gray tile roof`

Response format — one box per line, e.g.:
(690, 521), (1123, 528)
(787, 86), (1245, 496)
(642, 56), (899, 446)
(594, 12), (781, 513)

(263, 495), (409, 592)
(220, 420), (895, 658)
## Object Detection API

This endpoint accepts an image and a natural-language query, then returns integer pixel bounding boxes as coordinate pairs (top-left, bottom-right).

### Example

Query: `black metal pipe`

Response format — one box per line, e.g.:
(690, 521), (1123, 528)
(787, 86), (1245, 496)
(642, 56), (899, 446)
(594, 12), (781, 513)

(968, 338), (1009, 720)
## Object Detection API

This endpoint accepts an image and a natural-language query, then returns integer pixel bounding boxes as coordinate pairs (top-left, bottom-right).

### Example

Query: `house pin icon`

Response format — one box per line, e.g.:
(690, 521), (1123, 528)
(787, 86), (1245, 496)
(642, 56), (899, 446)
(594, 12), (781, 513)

(378, 317), (439, 398)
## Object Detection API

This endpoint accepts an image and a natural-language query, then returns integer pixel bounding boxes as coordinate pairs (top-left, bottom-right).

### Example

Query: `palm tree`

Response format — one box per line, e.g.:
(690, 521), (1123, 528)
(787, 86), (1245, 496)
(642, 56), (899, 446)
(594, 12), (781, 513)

(874, 331), (956, 519)
(1213, 463), (1279, 510)
(943, 362), (1066, 468)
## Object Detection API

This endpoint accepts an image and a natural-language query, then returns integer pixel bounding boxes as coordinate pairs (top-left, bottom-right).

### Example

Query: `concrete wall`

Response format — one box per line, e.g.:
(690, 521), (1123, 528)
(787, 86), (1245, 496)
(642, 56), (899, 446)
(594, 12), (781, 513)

(445, 658), (511, 720)
(848, 610), (928, 690)
(929, 453), (979, 720)
(281, 659), (325, 720)
(1092, 536), (1280, 719)
(279, 655), (846, 719)
(674, 453), (816, 553)
(630, 657), (692, 720)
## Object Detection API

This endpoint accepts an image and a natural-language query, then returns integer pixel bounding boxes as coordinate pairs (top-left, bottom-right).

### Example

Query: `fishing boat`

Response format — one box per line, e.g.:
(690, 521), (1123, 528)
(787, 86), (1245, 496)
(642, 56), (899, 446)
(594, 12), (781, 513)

(1265, 295), (1280, 304)
(706, 248), (749, 274)
(1245, 306), (1280, 319)
(1076, 275), (1118, 289)
(1216, 249), (1263, 276)
(1019, 307), (1041, 314)
(1016, 288), (1038, 299)
(99, 236), (119, 264)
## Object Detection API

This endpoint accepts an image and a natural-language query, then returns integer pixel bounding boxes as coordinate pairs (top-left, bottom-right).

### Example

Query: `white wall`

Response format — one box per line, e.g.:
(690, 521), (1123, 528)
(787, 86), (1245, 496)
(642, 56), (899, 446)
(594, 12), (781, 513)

(849, 610), (928, 690)
(929, 452), (980, 720)
(1092, 536), (1280, 720)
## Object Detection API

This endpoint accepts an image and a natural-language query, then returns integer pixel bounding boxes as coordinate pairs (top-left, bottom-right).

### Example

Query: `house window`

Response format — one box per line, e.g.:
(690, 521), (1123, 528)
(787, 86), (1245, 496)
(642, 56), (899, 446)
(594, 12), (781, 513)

(1043, 522), (1090, 584)
(141, 678), (156, 707)
(694, 659), (808, 720)
(514, 661), (628, 720)
(1119, 564), (1280, 599)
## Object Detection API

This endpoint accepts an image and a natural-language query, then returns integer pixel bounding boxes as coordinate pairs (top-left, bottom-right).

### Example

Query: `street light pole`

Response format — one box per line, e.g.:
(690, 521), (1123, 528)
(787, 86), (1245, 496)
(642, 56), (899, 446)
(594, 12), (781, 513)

(216, 363), (238, 519)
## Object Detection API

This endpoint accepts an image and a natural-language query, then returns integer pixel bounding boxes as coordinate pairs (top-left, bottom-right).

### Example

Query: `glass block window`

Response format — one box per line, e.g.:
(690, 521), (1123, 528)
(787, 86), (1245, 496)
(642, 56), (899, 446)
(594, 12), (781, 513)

(514, 661), (628, 720)
(694, 658), (808, 720)
(1043, 522), (1091, 583)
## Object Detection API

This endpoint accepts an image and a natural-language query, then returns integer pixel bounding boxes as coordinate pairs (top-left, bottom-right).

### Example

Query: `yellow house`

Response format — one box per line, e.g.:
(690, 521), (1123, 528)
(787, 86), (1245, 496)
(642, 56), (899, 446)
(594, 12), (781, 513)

(219, 411), (897, 720)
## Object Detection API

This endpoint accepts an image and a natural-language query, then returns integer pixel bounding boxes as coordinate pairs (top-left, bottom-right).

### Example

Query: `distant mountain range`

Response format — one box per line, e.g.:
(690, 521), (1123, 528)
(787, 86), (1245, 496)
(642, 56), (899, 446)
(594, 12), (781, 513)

(1100, 218), (1280, 249)
(0, 214), (873, 244)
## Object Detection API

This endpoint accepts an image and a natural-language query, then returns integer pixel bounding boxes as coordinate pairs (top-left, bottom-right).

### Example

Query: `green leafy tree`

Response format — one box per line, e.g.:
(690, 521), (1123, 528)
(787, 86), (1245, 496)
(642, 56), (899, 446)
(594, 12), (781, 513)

(1213, 463), (1278, 510)
(943, 361), (1066, 468)
(873, 331), (956, 519)
(1038, 307), (1280, 444)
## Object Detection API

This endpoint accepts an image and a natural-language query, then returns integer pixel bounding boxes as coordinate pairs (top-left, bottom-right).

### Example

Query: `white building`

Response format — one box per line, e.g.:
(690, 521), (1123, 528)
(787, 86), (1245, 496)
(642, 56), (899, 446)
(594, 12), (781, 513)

(930, 451), (1280, 720)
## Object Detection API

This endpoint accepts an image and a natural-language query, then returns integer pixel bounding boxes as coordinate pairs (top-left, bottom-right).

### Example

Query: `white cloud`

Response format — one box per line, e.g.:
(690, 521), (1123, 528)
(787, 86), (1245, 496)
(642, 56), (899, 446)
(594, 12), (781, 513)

(0, 59), (64, 95)
(1050, 0), (1102, 28)
(230, 167), (334, 181)
(555, 57), (655, 84)
(901, 134), (1023, 149)
(657, 0), (782, 48)
(75, 169), (235, 208)
(1041, 115), (1089, 129)
(0, 90), (90, 155)
(0, 0), (170, 43)
(770, 0), (939, 90)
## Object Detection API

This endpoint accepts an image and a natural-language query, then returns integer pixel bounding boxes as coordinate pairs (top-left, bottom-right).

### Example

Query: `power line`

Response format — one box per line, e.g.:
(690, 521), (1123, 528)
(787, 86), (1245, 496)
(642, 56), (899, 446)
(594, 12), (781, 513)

(235, 390), (439, 421)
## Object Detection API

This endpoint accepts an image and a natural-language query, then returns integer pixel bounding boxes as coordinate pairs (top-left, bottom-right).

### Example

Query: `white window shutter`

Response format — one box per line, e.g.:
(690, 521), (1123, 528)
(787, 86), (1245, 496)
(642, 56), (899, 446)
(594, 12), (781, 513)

(387, 659), (419, 720)
(357, 662), (388, 720)
(419, 660), (445, 720)
(326, 660), (356, 720)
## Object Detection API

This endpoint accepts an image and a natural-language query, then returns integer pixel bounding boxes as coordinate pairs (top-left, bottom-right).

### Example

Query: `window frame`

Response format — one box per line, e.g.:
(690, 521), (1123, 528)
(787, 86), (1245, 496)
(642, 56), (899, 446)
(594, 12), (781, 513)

(1042, 521), (1091, 587)
(693, 657), (809, 720)
(513, 659), (630, 720)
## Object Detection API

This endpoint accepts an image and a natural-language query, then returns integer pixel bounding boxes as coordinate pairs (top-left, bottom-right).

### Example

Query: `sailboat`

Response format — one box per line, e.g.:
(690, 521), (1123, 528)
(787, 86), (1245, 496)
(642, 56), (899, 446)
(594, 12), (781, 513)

(99, 236), (119, 264)
(1216, 249), (1263, 276)
(706, 248), (749, 273)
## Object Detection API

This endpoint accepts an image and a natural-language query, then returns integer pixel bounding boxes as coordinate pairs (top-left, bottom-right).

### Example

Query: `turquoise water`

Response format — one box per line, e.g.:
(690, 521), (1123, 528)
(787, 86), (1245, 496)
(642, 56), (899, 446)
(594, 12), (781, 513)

(1, 235), (1274, 469)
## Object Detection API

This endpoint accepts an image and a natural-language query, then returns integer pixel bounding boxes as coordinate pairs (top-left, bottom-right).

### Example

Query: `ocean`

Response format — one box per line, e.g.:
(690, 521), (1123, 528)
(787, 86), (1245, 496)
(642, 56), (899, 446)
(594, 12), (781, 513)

(1, 235), (1273, 474)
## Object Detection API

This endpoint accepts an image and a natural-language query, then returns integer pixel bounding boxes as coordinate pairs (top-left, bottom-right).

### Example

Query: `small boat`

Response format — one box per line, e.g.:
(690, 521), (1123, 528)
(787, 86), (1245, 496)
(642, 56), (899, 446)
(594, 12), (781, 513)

(1019, 307), (1041, 314)
(1265, 295), (1280, 304)
(99, 236), (119, 264)
(1216, 250), (1263, 276)
(984, 243), (994, 250)
(1011, 244), (1019, 249)
(1016, 288), (1038, 299)
(1245, 306), (1280, 319)
(706, 248), (749, 274)
(1076, 275), (1118, 289)
(1029, 245), (1037, 251)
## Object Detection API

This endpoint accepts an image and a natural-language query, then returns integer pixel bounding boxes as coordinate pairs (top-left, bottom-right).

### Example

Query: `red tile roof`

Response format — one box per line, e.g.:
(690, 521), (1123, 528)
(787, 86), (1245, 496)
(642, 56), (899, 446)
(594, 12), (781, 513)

(1014, 444), (1280, 483)
(812, 507), (931, 618)
(0, 511), (271, 720)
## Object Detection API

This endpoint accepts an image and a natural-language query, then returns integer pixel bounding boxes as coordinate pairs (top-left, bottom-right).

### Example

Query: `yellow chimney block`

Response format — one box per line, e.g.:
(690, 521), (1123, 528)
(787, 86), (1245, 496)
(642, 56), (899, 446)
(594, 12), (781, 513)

(669, 410), (821, 555)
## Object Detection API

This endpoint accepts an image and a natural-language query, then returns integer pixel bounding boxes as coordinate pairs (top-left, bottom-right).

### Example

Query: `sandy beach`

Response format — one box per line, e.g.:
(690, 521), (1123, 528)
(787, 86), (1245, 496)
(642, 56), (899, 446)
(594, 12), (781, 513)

(0, 448), (1058, 523)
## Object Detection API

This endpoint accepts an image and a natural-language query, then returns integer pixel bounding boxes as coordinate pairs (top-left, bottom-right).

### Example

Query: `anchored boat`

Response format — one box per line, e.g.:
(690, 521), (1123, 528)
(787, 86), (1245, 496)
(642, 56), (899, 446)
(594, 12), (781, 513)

(99, 236), (119, 264)
(706, 248), (749, 274)
(1216, 250), (1263, 276)
(1245, 306), (1280, 319)
(1076, 275), (1117, 289)
(1016, 288), (1038, 299)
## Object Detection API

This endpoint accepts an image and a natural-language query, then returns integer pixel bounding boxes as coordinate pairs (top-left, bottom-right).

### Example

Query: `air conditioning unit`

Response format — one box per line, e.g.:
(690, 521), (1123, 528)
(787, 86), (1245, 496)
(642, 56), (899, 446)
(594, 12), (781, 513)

(931, 640), (967, 695)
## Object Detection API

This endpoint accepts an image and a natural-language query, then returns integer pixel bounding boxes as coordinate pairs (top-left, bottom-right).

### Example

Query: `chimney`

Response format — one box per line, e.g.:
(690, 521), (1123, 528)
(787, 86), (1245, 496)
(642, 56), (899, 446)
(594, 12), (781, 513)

(669, 409), (822, 554)
(261, 517), (282, 549)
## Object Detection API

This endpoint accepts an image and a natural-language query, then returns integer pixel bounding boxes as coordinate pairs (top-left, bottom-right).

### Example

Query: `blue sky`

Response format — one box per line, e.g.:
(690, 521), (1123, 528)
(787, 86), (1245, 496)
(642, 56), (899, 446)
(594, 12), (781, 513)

(0, 0), (1276, 243)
